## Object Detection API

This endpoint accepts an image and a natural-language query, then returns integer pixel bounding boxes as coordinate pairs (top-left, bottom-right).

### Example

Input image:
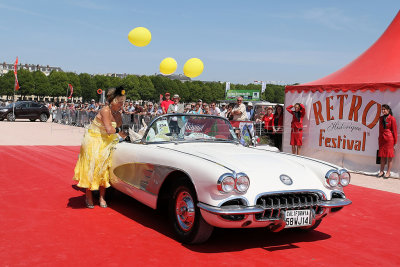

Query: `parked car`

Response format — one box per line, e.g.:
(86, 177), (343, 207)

(0, 101), (50, 122)
(110, 114), (351, 244)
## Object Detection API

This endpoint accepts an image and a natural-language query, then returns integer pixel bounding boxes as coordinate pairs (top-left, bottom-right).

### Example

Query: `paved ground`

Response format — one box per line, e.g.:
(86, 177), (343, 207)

(0, 120), (84, 146)
(1, 119), (399, 194)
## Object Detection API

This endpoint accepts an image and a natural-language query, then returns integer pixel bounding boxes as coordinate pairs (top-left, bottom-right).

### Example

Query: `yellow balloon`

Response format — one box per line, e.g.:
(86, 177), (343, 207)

(159, 57), (177, 75)
(128, 27), (152, 47)
(183, 58), (204, 78)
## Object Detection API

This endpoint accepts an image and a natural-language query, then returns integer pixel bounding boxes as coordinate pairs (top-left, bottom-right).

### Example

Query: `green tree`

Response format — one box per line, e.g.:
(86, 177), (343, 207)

(18, 69), (34, 99)
(189, 82), (203, 102)
(272, 85), (285, 103)
(120, 75), (140, 100)
(179, 81), (190, 102)
(149, 75), (167, 98)
(0, 71), (15, 99)
(49, 71), (69, 97)
(93, 75), (112, 92)
(66, 72), (81, 100)
(202, 83), (212, 103)
(79, 73), (97, 102)
(138, 75), (155, 100)
(32, 71), (50, 99)
(263, 84), (275, 102)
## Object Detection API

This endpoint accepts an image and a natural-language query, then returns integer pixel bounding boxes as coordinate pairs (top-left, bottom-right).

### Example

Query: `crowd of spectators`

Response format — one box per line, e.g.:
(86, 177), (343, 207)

(0, 94), (278, 123)
(1, 94), (282, 136)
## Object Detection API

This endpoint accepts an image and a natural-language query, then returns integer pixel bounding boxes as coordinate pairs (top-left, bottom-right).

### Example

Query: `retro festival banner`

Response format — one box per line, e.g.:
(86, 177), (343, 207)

(284, 91), (384, 157)
(309, 92), (381, 156)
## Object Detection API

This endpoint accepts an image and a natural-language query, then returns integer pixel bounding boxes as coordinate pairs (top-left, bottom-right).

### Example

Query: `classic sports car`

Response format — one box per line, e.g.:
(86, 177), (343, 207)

(110, 114), (351, 244)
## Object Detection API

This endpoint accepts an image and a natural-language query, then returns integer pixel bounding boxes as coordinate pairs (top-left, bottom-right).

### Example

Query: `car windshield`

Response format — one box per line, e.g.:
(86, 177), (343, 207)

(144, 114), (238, 144)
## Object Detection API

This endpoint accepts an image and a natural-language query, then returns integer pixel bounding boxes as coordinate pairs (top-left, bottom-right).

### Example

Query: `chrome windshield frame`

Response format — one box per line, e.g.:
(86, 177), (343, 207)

(141, 113), (239, 145)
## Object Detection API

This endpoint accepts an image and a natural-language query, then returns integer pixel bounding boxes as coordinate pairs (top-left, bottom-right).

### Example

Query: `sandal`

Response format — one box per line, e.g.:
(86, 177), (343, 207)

(85, 199), (94, 209)
(377, 172), (385, 177)
(383, 173), (391, 179)
(99, 199), (107, 208)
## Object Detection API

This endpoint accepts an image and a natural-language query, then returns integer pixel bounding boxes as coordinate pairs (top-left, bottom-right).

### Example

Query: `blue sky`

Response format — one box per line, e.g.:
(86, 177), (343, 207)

(1, 0), (399, 84)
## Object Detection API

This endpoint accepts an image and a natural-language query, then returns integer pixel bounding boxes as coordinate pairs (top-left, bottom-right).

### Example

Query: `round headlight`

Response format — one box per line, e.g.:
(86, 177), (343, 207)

(217, 174), (235, 193)
(326, 170), (339, 187)
(235, 174), (250, 193)
(339, 170), (351, 186)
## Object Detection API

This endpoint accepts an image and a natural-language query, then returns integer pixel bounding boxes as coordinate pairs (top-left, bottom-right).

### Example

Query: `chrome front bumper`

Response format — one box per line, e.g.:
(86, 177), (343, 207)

(198, 198), (352, 229)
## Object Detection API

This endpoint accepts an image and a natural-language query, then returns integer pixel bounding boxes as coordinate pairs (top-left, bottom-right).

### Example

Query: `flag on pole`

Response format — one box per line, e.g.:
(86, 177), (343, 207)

(14, 57), (20, 91)
(261, 81), (266, 93)
(225, 82), (230, 93)
(68, 84), (73, 99)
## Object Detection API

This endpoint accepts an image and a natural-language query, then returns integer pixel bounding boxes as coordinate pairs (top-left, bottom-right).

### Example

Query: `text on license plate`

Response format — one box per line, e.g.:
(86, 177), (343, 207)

(284, 209), (312, 228)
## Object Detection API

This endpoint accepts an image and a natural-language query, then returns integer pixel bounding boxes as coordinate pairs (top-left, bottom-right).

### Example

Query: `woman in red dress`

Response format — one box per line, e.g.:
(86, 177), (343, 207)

(286, 103), (305, 155)
(378, 104), (397, 179)
(272, 105), (284, 151)
(262, 106), (274, 133)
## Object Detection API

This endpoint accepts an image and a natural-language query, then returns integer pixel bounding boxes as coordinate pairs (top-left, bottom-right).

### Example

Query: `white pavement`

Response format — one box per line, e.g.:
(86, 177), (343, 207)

(0, 119), (399, 194)
(0, 120), (84, 146)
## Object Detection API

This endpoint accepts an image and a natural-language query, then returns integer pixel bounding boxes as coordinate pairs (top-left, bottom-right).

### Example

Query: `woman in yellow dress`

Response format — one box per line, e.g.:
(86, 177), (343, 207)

(73, 86), (127, 208)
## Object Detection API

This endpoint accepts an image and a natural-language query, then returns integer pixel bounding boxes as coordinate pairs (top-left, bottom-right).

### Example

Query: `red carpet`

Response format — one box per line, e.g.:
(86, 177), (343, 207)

(0, 146), (399, 266)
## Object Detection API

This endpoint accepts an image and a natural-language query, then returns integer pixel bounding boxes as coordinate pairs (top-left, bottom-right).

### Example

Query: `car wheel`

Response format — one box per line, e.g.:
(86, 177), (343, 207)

(30, 118), (36, 122)
(6, 113), (15, 122)
(168, 179), (213, 244)
(39, 113), (48, 122)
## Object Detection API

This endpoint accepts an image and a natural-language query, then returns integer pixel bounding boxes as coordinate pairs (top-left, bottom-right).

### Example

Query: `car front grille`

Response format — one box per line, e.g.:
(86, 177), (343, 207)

(255, 192), (324, 221)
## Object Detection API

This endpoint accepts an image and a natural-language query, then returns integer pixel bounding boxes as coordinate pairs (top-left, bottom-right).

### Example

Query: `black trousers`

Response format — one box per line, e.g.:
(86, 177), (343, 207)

(274, 133), (283, 151)
(169, 120), (180, 134)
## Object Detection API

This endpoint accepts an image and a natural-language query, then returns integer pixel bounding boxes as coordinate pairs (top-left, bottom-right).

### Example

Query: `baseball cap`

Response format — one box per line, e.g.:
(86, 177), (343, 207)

(165, 92), (170, 96)
(247, 102), (253, 106)
(173, 94), (180, 99)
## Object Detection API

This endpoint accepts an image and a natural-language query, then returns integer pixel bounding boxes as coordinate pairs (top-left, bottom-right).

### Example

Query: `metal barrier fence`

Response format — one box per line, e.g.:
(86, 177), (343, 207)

(51, 109), (156, 131)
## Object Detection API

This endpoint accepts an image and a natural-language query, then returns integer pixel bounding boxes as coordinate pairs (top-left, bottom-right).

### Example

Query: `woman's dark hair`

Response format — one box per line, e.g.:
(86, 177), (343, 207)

(275, 105), (283, 114)
(106, 86), (125, 103)
(295, 103), (302, 109)
(382, 104), (393, 115)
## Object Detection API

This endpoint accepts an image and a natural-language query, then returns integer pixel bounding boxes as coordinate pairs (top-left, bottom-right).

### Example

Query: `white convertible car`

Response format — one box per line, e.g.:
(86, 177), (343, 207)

(110, 114), (351, 244)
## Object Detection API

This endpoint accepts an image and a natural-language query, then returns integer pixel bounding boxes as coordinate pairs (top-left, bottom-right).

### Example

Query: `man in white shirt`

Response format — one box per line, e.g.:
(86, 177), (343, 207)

(209, 102), (220, 116)
(232, 97), (247, 121)
(167, 94), (184, 134)
(246, 102), (254, 120)
(219, 103), (227, 117)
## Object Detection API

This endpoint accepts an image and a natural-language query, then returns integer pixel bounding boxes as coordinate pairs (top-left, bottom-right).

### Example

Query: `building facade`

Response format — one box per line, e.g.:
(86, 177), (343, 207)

(1, 62), (63, 76)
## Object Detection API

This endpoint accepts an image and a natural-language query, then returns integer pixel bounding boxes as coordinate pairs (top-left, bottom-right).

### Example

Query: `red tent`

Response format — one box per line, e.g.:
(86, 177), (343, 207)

(283, 11), (400, 177)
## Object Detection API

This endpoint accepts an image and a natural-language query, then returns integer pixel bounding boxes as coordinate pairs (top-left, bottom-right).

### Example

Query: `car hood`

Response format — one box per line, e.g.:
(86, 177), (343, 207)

(157, 142), (327, 194)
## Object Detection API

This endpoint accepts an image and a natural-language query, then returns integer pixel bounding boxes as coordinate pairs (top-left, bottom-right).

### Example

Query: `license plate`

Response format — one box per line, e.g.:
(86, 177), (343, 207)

(284, 209), (312, 228)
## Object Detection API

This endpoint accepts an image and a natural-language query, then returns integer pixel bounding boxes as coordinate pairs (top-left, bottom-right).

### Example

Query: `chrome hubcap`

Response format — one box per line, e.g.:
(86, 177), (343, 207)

(40, 114), (47, 121)
(175, 191), (195, 232)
